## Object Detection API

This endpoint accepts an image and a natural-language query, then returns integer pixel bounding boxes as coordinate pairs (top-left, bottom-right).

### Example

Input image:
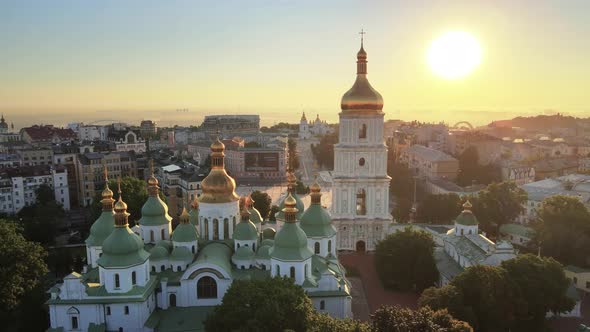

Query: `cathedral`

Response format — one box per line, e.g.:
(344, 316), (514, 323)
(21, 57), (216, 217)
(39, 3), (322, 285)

(298, 112), (333, 139)
(46, 137), (351, 332)
(331, 38), (392, 251)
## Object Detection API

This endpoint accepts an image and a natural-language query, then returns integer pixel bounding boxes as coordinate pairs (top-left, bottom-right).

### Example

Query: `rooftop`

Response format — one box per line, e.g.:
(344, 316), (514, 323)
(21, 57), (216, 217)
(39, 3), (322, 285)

(405, 144), (457, 162)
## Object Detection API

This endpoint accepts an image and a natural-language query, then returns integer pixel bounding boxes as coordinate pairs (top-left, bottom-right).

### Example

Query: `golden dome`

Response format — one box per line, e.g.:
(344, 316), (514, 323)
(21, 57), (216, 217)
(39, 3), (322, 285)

(463, 200), (473, 210)
(191, 197), (199, 209)
(341, 43), (383, 112)
(199, 136), (239, 204)
(284, 193), (297, 208)
(179, 207), (190, 223)
(147, 175), (158, 186)
(310, 181), (321, 193)
(114, 197), (128, 212)
(102, 185), (114, 199)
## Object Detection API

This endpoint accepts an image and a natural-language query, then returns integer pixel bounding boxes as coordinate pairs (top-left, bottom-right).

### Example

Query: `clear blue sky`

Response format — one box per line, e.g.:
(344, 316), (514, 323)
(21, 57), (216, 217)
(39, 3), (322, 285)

(1, 0), (589, 127)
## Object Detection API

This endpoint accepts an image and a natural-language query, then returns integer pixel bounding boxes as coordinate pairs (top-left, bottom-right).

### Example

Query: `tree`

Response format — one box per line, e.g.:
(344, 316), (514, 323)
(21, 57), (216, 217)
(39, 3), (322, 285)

(375, 227), (438, 292)
(501, 254), (574, 331)
(389, 161), (415, 223)
(287, 138), (300, 170)
(457, 147), (500, 186)
(417, 194), (462, 224)
(91, 176), (162, 223)
(294, 180), (309, 195)
(532, 195), (590, 267)
(420, 265), (524, 331)
(0, 221), (48, 313)
(308, 314), (370, 332)
(370, 305), (472, 332)
(311, 132), (338, 169)
(18, 201), (63, 246)
(35, 184), (55, 205)
(268, 204), (280, 222)
(471, 182), (527, 236)
(251, 190), (272, 220)
(204, 277), (316, 332)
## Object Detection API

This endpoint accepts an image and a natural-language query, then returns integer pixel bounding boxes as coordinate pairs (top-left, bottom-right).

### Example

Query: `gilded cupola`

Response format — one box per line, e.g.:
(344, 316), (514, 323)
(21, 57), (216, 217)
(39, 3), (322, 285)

(199, 136), (239, 204)
(341, 33), (384, 112)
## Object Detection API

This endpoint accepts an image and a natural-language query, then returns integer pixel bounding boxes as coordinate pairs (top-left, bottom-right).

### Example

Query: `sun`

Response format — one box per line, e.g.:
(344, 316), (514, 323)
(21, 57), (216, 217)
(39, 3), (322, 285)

(427, 31), (482, 80)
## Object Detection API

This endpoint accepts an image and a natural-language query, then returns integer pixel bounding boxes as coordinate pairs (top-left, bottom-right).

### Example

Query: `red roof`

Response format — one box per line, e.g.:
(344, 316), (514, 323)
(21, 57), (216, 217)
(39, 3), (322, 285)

(22, 125), (76, 141)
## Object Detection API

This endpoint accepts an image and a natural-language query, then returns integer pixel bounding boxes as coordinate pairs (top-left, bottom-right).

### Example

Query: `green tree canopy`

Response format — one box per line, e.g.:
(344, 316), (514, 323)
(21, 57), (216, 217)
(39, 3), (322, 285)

(532, 195), (590, 267)
(389, 161), (414, 222)
(375, 227), (438, 292)
(457, 147), (501, 186)
(35, 184), (55, 205)
(0, 221), (48, 313)
(18, 199), (64, 246)
(501, 254), (574, 331)
(418, 193), (462, 224)
(251, 190), (272, 220)
(420, 265), (525, 331)
(311, 132), (338, 169)
(370, 305), (473, 332)
(204, 277), (315, 332)
(308, 313), (370, 332)
(471, 182), (527, 236)
(294, 180), (310, 195)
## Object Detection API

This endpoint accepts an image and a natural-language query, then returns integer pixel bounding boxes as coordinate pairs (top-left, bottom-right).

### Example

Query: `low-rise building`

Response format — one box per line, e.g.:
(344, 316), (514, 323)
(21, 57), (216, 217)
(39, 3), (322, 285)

(499, 223), (535, 246)
(20, 125), (77, 147)
(499, 161), (536, 185)
(108, 130), (146, 153)
(17, 147), (54, 166)
(202, 115), (260, 135)
(532, 157), (579, 180)
(400, 144), (459, 180)
(0, 165), (70, 213)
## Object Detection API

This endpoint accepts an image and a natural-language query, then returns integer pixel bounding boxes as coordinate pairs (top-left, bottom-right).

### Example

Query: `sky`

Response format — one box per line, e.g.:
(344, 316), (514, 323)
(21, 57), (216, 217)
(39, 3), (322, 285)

(1, 0), (589, 128)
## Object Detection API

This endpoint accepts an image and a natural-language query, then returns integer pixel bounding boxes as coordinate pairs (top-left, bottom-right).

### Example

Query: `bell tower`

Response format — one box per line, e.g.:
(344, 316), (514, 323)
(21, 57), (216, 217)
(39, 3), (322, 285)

(331, 33), (392, 251)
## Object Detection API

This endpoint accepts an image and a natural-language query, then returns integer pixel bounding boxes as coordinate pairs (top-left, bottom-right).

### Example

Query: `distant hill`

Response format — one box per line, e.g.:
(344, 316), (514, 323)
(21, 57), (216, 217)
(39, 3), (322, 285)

(488, 113), (590, 131)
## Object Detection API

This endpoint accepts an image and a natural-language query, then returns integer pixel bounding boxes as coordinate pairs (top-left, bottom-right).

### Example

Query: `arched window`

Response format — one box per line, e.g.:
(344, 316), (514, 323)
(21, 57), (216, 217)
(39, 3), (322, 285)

(232, 216), (236, 231)
(276, 264), (281, 276)
(150, 230), (155, 242)
(131, 271), (136, 285)
(161, 229), (165, 240)
(314, 242), (320, 254)
(213, 219), (219, 240)
(359, 124), (367, 139)
(359, 158), (365, 166)
(124, 306), (129, 315)
(328, 240), (332, 253)
(197, 276), (217, 299)
(320, 300), (325, 310)
(151, 266), (156, 273)
(114, 274), (120, 288)
(356, 189), (366, 215)
(169, 293), (177, 307)
(304, 264), (308, 278)
(177, 266), (181, 272)
(237, 243), (240, 248)
(223, 218), (229, 239)
(192, 245), (195, 254)
(161, 265), (165, 272)
(67, 307), (79, 330)
(253, 243), (256, 251)
(204, 218), (209, 239)
(290, 266), (296, 279)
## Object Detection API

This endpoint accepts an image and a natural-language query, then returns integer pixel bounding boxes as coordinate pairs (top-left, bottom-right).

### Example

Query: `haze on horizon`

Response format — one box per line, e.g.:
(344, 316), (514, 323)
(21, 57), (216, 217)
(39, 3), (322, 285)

(1, 0), (589, 128)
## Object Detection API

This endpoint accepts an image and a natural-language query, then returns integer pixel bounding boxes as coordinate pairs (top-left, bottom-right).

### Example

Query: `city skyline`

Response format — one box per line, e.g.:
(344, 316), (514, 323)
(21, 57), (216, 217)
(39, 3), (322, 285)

(1, 1), (589, 128)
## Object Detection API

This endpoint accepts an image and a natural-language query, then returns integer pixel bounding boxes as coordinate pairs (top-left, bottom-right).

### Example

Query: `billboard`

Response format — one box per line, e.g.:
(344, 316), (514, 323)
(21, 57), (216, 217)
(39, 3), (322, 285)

(245, 152), (279, 171)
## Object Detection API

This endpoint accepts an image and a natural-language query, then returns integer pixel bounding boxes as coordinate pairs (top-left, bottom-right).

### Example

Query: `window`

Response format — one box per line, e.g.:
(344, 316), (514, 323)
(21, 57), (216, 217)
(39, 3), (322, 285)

(169, 293), (177, 307)
(359, 158), (365, 166)
(328, 240), (332, 253)
(290, 266), (296, 279)
(131, 271), (136, 285)
(192, 245), (195, 254)
(314, 242), (320, 254)
(320, 300), (325, 310)
(124, 306), (129, 315)
(356, 189), (366, 215)
(197, 276), (217, 299)
(106, 306), (111, 315)
(67, 307), (80, 330)
(223, 218), (229, 239)
(151, 266), (156, 273)
(574, 277), (578, 285)
(177, 266), (181, 272)
(276, 265), (280, 276)
(150, 230), (155, 242)
(161, 229), (165, 240)
(213, 219), (219, 240)
(161, 265), (165, 272)
(204, 218), (209, 239)
(114, 274), (120, 288)
(359, 124), (367, 139)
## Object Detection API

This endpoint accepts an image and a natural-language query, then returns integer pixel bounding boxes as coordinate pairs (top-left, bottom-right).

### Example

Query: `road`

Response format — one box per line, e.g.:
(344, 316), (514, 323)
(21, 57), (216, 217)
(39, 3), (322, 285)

(296, 137), (319, 184)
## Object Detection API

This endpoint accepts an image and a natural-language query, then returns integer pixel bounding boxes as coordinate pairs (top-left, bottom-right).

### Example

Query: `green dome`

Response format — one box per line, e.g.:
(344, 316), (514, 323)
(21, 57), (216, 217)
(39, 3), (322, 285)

(262, 228), (276, 240)
(170, 246), (193, 261)
(233, 246), (255, 260)
(156, 240), (173, 251)
(300, 204), (336, 238)
(256, 245), (271, 259)
(248, 207), (263, 224)
(139, 196), (172, 226)
(276, 193), (304, 220)
(98, 228), (149, 268)
(234, 220), (258, 241)
(261, 239), (274, 247)
(189, 208), (199, 226)
(149, 245), (169, 260)
(455, 210), (478, 226)
(271, 223), (313, 261)
(172, 223), (199, 243)
(86, 210), (115, 247)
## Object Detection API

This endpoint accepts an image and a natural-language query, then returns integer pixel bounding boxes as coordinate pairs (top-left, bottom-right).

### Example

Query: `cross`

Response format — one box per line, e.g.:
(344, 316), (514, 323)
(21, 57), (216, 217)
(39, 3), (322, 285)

(359, 29), (366, 44)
